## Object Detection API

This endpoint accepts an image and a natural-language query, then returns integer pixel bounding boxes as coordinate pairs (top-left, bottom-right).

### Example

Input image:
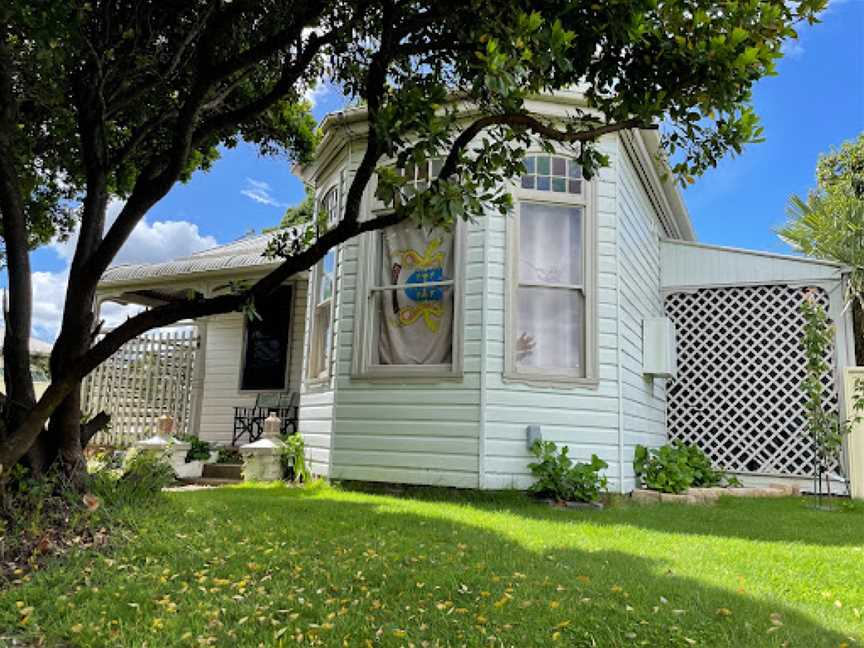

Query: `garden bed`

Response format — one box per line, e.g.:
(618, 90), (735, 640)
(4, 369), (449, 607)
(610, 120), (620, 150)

(632, 483), (800, 504)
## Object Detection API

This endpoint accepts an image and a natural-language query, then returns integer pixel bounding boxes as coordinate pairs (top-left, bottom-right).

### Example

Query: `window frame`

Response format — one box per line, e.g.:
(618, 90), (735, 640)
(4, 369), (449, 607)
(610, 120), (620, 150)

(307, 247), (337, 384)
(504, 152), (599, 387)
(237, 283), (296, 393)
(352, 218), (466, 381)
(306, 185), (340, 386)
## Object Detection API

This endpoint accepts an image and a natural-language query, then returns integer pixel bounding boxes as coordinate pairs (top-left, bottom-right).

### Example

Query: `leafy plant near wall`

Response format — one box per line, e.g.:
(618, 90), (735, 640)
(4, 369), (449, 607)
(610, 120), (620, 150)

(280, 434), (309, 484)
(800, 292), (864, 506)
(634, 442), (726, 494)
(527, 441), (608, 503)
(181, 436), (212, 463)
(216, 448), (243, 465)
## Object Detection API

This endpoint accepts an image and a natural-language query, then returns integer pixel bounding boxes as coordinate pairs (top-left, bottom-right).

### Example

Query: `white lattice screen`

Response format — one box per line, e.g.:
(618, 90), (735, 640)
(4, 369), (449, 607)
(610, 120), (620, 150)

(664, 284), (839, 478)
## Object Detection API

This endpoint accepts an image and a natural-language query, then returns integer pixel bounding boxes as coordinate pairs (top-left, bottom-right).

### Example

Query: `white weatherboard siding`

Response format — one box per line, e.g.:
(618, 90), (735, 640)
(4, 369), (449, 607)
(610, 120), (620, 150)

(483, 137), (626, 491)
(329, 220), (484, 488)
(197, 279), (307, 445)
(616, 137), (669, 491)
(298, 147), (353, 478)
(660, 239), (845, 290)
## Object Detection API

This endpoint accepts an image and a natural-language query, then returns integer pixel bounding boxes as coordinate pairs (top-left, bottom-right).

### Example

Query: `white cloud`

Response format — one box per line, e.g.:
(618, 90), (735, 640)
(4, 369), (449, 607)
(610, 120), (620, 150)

(240, 177), (287, 207)
(29, 197), (220, 341)
(52, 198), (217, 265)
(30, 270), (144, 341)
(781, 38), (805, 59)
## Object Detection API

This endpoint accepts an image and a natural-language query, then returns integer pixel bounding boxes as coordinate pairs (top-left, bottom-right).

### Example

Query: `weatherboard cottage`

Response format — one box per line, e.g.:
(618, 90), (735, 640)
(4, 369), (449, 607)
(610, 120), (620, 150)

(96, 93), (856, 493)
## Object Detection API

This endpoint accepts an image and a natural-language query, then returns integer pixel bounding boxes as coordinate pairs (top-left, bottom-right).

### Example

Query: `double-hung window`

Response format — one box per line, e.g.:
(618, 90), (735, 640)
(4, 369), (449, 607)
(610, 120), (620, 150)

(506, 154), (596, 384)
(307, 187), (338, 382)
(308, 248), (335, 381)
(355, 160), (463, 378)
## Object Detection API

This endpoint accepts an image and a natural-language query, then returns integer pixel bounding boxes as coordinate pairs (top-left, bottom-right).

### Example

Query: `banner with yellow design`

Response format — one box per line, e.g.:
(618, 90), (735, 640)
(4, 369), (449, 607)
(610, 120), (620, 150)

(378, 222), (454, 365)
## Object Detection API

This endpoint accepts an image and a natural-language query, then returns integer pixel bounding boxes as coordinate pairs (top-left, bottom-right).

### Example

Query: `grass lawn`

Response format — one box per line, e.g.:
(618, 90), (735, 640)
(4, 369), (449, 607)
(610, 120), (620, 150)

(2, 482), (863, 647)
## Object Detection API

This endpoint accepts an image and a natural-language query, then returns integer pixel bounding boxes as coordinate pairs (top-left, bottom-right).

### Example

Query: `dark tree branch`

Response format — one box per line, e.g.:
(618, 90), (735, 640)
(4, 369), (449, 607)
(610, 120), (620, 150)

(80, 411), (110, 447)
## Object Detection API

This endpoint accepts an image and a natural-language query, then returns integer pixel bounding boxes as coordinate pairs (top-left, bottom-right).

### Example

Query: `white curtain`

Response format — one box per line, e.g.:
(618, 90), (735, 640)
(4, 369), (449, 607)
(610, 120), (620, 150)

(517, 287), (584, 371)
(516, 203), (584, 373)
(519, 203), (582, 285)
(377, 223), (454, 365)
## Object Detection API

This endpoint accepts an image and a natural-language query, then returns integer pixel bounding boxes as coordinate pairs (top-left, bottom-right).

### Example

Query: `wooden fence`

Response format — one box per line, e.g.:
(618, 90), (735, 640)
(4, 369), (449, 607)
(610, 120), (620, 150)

(82, 328), (199, 446)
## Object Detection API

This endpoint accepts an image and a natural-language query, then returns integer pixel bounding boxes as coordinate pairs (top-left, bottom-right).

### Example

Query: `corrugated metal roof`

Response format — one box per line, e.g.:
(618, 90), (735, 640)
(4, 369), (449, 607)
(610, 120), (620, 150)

(100, 232), (284, 287)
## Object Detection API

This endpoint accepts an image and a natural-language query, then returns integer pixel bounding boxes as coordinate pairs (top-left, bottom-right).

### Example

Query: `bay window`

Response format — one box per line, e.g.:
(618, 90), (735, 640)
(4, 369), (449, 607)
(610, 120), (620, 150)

(506, 154), (597, 384)
(355, 219), (463, 378)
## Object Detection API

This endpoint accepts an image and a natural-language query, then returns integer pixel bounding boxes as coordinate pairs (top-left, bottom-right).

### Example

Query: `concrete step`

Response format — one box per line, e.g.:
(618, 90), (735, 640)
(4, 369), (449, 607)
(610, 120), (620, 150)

(202, 463), (243, 480)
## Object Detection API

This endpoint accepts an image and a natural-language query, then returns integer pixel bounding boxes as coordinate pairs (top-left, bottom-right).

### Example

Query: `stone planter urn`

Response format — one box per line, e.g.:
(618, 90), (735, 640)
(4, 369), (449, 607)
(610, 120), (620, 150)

(135, 416), (189, 478)
(240, 414), (284, 482)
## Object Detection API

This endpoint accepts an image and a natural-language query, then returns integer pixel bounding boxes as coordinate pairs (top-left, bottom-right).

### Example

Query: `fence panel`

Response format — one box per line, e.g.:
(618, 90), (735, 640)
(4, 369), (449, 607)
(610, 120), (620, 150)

(82, 328), (199, 446)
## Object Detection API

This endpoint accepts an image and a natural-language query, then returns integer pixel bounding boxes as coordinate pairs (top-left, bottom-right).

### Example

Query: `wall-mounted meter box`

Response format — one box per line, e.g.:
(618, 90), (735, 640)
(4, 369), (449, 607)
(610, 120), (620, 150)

(642, 317), (677, 379)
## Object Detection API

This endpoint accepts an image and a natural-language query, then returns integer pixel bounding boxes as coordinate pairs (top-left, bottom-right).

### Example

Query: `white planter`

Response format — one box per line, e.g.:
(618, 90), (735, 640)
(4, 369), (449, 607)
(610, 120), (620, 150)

(208, 450), (220, 463)
(175, 460), (204, 479)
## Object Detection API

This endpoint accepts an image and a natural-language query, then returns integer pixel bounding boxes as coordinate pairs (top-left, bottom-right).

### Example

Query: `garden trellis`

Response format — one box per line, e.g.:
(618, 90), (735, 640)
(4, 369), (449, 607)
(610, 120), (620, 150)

(665, 284), (841, 479)
(82, 328), (199, 446)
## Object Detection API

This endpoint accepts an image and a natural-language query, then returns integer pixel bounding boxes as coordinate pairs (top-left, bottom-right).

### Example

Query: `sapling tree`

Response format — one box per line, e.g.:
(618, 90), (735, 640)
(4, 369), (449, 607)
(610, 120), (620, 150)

(0, 0), (826, 484)
(800, 290), (864, 505)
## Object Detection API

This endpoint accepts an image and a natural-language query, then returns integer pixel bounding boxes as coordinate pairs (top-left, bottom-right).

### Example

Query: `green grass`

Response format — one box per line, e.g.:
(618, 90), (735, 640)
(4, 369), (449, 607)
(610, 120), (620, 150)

(2, 482), (863, 647)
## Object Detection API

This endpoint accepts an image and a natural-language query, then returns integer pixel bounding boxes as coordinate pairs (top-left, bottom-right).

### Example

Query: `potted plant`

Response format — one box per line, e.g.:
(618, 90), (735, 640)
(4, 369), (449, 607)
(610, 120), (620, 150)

(175, 436), (212, 479)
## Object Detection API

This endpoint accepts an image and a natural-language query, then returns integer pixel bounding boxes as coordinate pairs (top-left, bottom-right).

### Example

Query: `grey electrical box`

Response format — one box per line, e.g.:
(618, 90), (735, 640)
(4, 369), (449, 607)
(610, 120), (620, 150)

(526, 424), (542, 450)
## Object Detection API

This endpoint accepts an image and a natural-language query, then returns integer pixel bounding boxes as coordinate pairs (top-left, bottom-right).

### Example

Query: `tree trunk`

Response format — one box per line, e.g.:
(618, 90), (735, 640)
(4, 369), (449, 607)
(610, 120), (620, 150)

(854, 299), (864, 366)
(0, 27), (38, 472)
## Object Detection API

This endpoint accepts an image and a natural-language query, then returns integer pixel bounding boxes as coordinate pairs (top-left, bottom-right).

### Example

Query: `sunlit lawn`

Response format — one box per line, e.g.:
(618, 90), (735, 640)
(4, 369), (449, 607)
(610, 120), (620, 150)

(2, 482), (863, 647)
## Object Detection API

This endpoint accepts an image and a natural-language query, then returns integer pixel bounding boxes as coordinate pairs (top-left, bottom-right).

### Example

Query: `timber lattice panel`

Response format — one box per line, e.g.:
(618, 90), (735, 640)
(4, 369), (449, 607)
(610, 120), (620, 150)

(665, 284), (839, 477)
(81, 329), (199, 446)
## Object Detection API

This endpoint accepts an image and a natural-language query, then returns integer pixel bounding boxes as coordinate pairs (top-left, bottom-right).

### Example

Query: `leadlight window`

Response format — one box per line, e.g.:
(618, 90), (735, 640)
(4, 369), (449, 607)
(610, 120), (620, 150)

(240, 285), (293, 391)
(520, 155), (582, 194)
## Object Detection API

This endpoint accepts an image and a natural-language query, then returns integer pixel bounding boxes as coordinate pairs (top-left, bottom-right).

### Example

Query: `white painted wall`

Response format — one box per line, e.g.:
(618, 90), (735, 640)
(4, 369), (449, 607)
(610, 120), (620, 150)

(197, 279), (307, 445)
(482, 136), (627, 490)
(326, 222), (483, 488)
(615, 136), (670, 491)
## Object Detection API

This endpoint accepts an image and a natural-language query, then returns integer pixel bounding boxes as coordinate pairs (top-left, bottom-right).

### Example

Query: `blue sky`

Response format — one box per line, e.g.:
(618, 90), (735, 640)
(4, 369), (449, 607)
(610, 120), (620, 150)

(18, 3), (864, 339)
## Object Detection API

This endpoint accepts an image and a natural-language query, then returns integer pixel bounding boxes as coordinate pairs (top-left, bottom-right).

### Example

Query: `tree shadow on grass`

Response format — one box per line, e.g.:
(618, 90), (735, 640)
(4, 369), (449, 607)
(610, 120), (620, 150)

(336, 481), (864, 548)
(3, 484), (851, 647)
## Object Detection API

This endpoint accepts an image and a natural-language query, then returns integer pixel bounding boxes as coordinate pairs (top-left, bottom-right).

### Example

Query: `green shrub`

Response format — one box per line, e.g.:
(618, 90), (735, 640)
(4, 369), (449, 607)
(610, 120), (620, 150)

(217, 447), (243, 464)
(682, 443), (724, 487)
(527, 441), (608, 503)
(280, 434), (309, 483)
(181, 436), (212, 463)
(90, 449), (174, 508)
(634, 442), (724, 494)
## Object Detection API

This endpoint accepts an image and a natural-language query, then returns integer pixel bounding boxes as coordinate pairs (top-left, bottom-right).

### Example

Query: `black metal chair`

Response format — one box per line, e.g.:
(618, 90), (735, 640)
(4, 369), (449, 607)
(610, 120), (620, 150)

(232, 392), (299, 446)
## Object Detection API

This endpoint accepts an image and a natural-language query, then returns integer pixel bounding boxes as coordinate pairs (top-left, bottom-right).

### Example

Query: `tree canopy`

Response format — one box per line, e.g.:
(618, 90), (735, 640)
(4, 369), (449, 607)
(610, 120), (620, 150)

(779, 133), (864, 362)
(0, 0), (826, 479)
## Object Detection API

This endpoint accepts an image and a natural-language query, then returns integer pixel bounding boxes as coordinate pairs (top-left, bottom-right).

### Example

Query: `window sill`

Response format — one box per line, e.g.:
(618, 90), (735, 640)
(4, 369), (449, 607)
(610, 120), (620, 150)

(304, 377), (333, 393)
(350, 369), (464, 384)
(502, 371), (599, 390)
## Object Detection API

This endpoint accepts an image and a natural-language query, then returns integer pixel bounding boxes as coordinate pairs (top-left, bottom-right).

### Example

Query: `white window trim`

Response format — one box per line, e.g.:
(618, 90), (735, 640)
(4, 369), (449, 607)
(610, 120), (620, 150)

(306, 248), (337, 385)
(351, 220), (466, 381)
(306, 184), (341, 388)
(238, 282), (296, 393)
(504, 157), (599, 388)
